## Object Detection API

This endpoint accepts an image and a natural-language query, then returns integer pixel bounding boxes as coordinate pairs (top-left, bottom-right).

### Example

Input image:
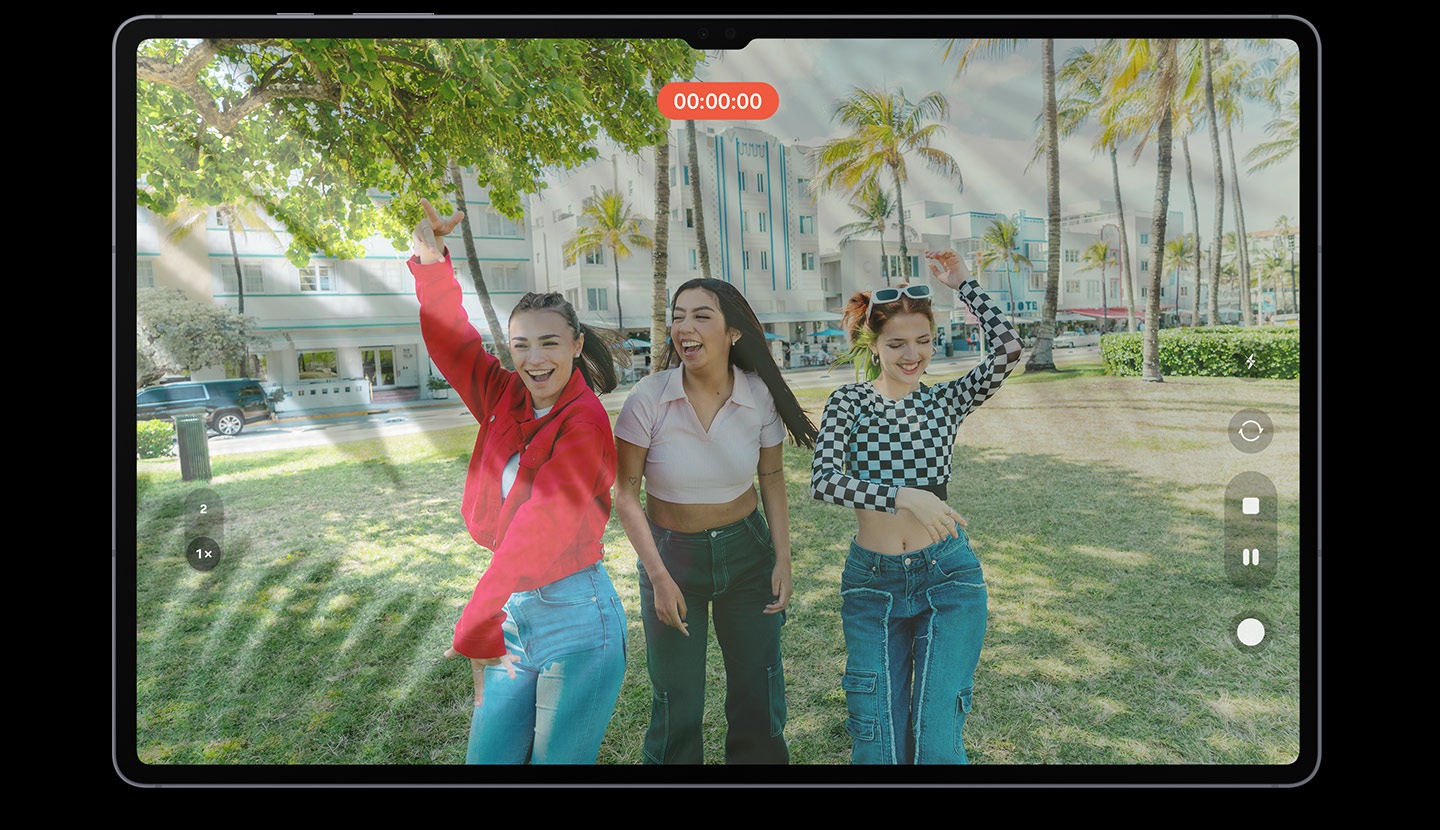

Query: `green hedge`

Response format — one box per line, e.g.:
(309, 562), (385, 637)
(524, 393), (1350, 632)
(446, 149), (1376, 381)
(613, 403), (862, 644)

(1099, 326), (1299, 379)
(137, 419), (176, 458)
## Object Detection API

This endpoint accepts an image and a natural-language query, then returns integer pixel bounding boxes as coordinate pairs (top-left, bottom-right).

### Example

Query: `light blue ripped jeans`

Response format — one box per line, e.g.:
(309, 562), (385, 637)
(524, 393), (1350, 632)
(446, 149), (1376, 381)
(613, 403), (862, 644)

(839, 525), (987, 764)
(465, 561), (627, 764)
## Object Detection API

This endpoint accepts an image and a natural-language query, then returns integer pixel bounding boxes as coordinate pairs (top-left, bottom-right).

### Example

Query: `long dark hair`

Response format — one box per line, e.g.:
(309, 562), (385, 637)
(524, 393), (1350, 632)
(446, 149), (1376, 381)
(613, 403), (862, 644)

(511, 292), (620, 394)
(835, 283), (935, 382)
(661, 278), (818, 449)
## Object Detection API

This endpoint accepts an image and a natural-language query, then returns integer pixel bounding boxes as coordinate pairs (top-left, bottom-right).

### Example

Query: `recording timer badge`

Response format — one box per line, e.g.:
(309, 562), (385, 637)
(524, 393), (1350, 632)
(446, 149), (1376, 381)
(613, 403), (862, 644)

(184, 489), (224, 572)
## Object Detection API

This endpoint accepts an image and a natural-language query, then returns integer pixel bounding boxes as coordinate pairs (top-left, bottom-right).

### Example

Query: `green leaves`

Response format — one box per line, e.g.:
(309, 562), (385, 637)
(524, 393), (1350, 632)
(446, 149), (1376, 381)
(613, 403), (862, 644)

(136, 37), (701, 259)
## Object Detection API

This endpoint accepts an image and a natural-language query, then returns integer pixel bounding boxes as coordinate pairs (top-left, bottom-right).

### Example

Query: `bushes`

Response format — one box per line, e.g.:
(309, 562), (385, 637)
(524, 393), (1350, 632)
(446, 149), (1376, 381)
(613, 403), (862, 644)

(137, 420), (176, 458)
(1100, 326), (1300, 379)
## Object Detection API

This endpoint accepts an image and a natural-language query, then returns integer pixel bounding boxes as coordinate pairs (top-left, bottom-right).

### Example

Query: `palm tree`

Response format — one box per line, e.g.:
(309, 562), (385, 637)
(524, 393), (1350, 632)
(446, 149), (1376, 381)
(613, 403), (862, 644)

(1106, 38), (1180, 381)
(979, 217), (1032, 320)
(651, 134), (672, 375)
(1075, 239), (1115, 323)
(1245, 95), (1299, 174)
(1202, 39), (1225, 329)
(165, 197), (280, 318)
(834, 182), (912, 287)
(687, 119), (713, 281)
(564, 188), (652, 338)
(947, 37), (1060, 369)
(1056, 39), (1139, 333)
(448, 159), (514, 370)
(164, 195), (282, 375)
(1164, 234), (1198, 326)
(813, 86), (962, 279)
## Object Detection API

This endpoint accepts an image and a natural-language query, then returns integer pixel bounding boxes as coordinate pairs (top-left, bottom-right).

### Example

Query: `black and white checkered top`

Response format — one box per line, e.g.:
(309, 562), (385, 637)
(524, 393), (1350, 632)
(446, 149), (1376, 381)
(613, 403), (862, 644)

(810, 279), (1023, 512)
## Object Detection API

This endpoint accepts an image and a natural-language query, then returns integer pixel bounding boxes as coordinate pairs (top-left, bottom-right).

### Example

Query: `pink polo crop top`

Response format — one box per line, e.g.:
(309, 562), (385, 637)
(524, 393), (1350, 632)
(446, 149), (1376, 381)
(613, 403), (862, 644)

(614, 365), (785, 504)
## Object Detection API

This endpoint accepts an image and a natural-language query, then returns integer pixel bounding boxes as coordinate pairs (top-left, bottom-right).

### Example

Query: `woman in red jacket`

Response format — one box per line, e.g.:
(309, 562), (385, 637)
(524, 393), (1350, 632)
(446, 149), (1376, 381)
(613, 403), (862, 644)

(410, 199), (626, 764)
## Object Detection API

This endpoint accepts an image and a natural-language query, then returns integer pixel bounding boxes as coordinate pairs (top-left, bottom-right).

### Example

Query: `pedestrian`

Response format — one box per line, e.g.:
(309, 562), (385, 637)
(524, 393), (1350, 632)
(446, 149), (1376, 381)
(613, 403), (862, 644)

(614, 278), (818, 764)
(411, 199), (627, 764)
(810, 249), (1023, 764)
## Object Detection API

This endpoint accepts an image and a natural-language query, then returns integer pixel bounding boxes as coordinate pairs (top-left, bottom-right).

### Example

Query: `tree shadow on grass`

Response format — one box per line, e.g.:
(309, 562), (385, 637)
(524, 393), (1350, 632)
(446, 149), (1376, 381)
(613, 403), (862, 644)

(133, 449), (485, 766)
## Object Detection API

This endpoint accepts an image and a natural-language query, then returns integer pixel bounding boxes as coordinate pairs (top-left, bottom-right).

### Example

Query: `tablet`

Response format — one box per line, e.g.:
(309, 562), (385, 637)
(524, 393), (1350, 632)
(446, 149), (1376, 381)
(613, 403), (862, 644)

(118, 13), (1319, 788)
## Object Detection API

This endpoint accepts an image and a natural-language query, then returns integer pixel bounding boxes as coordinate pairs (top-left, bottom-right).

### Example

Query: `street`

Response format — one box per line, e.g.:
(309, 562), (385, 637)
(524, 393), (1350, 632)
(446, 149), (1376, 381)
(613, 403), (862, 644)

(196, 345), (1100, 456)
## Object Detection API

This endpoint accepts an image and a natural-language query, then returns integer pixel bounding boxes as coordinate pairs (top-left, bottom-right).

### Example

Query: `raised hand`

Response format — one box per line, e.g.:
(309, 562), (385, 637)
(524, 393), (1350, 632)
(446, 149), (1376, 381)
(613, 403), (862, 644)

(413, 197), (466, 264)
(925, 249), (972, 291)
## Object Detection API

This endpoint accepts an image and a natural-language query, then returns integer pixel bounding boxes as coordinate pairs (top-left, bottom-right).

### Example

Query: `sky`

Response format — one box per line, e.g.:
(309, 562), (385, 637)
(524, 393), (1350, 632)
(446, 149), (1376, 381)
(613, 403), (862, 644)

(686, 37), (1302, 247)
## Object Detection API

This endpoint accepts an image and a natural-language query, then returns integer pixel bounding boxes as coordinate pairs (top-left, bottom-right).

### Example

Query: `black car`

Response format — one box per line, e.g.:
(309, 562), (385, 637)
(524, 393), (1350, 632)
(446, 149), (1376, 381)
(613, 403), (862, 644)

(136, 378), (272, 436)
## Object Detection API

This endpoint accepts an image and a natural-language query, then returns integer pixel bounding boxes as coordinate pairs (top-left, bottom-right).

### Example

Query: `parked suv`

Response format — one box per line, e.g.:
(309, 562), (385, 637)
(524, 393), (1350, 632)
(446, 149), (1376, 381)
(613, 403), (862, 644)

(135, 378), (272, 436)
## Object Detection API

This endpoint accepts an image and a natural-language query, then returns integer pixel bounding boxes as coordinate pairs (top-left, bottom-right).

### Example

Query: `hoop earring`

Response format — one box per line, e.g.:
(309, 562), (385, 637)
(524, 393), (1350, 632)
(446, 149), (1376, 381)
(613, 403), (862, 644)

(871, 352), (880, 365)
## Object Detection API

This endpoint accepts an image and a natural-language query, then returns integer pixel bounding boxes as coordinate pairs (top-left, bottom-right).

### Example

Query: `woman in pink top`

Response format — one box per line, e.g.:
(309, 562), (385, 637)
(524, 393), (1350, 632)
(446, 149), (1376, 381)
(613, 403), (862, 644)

(614, 278), (817, 764)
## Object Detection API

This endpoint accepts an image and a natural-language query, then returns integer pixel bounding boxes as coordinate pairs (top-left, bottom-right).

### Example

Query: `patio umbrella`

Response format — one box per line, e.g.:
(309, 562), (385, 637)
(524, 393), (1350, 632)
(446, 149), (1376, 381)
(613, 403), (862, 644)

(813, 327), (846, 338)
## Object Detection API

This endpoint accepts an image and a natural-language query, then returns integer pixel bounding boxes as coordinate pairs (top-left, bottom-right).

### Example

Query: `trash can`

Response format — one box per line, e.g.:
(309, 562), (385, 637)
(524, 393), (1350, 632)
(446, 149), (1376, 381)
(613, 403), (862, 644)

(174, 410), (212, 482)
(944, 340), (954, 358)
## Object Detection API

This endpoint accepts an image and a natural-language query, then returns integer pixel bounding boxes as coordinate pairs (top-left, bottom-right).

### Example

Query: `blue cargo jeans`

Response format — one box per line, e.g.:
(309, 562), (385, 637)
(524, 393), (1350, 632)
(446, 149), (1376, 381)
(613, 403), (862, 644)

(637, 509), (788, 764)
(840, 524), (987, 764)
(465, 561), (627, 764)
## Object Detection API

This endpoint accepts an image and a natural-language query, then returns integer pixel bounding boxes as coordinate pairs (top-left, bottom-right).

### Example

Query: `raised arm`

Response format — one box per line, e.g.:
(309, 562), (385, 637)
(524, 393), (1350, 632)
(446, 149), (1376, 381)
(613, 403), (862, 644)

(925, 250), (1024, 415)
(408, 198), (509, 419)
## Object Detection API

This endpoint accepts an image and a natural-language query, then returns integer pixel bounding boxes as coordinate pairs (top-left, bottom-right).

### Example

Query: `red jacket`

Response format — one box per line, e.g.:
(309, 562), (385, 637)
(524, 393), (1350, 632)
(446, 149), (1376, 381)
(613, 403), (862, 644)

(411, 253), (617, 659)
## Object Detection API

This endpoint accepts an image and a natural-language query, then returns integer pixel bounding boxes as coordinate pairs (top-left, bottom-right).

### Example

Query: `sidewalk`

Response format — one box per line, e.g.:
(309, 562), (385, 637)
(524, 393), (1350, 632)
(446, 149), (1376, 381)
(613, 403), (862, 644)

(269, 349), (989, 424)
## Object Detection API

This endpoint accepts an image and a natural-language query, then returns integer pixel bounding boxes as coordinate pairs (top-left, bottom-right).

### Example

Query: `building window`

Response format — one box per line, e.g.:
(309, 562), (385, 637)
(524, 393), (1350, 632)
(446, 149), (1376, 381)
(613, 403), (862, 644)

(742, 210), (752, 232)
(669, 166), (677, 187)
(1110, 278), (1121, 297)
(738, 172), (746, 191)
(1139, 259), (1149, 272)
(683, 165), (691, 186)
(1065, 279), (1080, 294)
(1087, 280), (1099, 298)
(1029, 271), (1045, 291)
(485, 210), (522, 237)
(758, 212), (767, 232)
(1141, 286), (1148, 298)
(796, 177), (809, 191)
(689, 249), (698, 270)
(586, 287), (608, 311)
(299, 265), (334, 292)
(800, 252), (815, 271)
(1180, 285), (1189, 297)
(760, 250), (768, 271)
(685, 208), (694, 228)
(1139, 232), (1149, 245)
(1064, 249), (1079, 263)
(297, 350), (339, 379)
(137, 259), (155, 289)
(565, 288), (580, 307)
(799, 215), (813, 234)
(222, 262), (265, 294)
(585, 249), (604, 266)
(743, 250), (751, 270)
(756, 173), (764, 193)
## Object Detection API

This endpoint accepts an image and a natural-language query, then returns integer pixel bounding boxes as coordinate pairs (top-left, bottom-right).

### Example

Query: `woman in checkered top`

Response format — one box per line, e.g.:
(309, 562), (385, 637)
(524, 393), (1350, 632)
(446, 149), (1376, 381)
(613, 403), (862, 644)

(810, 249), (1023, 764)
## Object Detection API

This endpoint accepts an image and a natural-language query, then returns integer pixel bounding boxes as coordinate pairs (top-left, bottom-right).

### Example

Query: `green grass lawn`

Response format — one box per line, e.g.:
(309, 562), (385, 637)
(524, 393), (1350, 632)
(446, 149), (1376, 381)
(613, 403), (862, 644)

(132, 361), (1303, 767)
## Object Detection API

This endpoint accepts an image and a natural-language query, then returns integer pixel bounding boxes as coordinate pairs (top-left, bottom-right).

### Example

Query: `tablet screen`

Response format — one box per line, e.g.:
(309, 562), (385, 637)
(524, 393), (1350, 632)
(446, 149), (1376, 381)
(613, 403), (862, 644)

(119, 14), (1318, 788)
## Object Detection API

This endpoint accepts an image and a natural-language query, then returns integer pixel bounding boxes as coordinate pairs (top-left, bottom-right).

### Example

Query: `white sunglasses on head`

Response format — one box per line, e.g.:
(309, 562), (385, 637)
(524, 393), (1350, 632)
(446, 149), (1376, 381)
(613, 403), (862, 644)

(866, 284), (932, 323)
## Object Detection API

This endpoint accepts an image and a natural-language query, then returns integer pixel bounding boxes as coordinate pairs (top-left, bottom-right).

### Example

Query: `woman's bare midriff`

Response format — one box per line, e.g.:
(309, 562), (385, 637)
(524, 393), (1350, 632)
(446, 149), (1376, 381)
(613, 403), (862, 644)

(855, 507), (951, 555)
(646, 488), (758, 533)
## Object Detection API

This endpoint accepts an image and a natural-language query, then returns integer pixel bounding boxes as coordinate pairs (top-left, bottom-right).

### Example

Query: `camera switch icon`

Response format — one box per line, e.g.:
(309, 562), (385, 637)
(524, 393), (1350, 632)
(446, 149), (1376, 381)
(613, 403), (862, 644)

(1242, 497), (1260, 515)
